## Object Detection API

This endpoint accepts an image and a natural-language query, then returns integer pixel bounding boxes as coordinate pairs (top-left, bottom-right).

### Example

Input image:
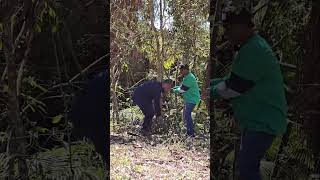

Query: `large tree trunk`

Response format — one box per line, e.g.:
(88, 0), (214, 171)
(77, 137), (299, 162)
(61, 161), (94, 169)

(208, 0), (222, 179)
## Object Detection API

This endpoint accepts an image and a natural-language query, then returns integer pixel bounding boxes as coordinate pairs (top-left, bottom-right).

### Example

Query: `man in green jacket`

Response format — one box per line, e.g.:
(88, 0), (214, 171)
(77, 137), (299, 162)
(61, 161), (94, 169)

(172, 64), (200, 137)
(210, 9), (288, 180)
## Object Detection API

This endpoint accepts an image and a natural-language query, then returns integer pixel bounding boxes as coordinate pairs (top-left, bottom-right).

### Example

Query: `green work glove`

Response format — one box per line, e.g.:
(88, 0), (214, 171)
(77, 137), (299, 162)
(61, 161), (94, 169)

(210, 78), (226, 99)
(171, 86), (180, 93)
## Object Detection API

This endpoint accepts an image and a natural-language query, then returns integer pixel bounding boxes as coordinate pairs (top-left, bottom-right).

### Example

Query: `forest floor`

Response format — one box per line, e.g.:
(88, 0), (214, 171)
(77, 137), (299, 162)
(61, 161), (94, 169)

(110, 131), (210, 180)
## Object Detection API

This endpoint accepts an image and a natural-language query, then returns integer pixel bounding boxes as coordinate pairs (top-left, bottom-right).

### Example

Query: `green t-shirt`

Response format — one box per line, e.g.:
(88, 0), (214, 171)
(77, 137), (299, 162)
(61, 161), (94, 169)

(211, 34), (288, 135)
(173, 72), (200, 105)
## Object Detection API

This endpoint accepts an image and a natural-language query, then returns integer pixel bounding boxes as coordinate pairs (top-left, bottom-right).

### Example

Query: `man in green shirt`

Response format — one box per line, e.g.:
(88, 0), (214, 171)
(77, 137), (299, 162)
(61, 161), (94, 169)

(172, 64), (201, 137)
(210, 9), (288, 180)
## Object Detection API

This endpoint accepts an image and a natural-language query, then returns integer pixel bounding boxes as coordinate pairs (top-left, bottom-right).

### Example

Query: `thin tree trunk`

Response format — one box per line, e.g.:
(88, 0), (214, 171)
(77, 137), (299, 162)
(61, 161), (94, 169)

(111, 65), (120, 128)
(159, 0), (164, 80)
(150, 0), (162, 81)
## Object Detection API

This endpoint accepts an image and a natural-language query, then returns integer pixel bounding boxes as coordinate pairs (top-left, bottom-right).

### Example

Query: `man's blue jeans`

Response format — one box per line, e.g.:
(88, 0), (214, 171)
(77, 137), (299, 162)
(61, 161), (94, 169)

(183, 103), (196, 136)
(238, 129), (275, 180)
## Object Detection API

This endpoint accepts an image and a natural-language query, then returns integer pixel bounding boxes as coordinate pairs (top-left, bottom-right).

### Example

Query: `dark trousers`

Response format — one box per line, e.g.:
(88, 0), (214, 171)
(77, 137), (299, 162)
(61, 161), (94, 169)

(238, 129), (275, 180)
(183, 102), (196, 136)
(135, 101), (155, 131)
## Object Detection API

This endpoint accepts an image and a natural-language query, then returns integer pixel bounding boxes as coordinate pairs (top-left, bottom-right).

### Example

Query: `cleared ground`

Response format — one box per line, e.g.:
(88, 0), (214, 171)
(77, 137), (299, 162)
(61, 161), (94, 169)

(110, 133), (210, 180)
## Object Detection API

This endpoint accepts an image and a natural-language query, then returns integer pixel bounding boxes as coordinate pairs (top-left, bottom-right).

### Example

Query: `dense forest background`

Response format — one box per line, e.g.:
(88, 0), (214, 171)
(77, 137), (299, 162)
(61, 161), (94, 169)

(110, 0), (320, 179)
(0, 0), (108, 179)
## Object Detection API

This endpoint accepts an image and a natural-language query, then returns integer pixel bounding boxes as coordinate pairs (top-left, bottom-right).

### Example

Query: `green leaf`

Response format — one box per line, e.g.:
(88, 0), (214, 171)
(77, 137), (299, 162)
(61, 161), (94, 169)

(52, 25), (58, 33)
(96, 167), (106, 179)
(36, 127), (49, 133)
(2, 85), (8, 93)
(52, 114), (63, 124)
(164, 56), (175, 70)
(40, 8), (46, 22)
(35, 24), (42, 33)
(122, 63), (128, 72)
(26, 76), (48, 92)
(48, 7), (56, 18)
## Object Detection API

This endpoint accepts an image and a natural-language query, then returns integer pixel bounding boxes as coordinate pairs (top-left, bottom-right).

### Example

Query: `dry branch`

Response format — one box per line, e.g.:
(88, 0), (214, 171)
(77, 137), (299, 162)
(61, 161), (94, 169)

(68, 53), (108, 82)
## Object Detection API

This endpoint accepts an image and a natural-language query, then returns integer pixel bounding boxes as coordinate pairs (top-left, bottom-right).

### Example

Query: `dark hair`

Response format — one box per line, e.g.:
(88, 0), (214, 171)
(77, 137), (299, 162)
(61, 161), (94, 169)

(223, 8), (254, 28)
(179, 64), (189, 70)
(163, 79), (173, 84)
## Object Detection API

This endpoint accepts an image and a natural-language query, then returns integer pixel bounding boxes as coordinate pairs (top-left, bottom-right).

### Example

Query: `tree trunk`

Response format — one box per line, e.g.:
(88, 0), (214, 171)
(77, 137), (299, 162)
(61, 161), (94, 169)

(301, 0), (320, 174)
(150, 0), (163, 81)
(111, 65), (120, 127)
(3, 21), (28, 180)
(159, 0), (164, 80)
(209, 0), (223, 179)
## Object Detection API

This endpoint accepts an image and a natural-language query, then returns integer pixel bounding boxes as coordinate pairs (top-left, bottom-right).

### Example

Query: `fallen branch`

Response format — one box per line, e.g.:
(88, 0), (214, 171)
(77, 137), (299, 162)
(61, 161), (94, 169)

(68, 53), (108, 82)
(46, 81), (83, 92)
(279, 62), (297, 69)
(41, 94), (73, 100)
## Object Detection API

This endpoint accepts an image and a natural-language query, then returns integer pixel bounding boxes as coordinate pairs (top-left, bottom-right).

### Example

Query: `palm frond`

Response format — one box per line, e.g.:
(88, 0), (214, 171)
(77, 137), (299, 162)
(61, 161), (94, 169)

(27, 142), (105, 180)
(0, 153), (9, 179)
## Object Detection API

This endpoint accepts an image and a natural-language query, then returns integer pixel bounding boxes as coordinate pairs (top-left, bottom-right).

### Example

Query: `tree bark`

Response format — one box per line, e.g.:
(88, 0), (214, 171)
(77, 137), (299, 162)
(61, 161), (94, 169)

(3, 21), (28, 180)
(149, 0), (163, 81)
(209, 0), (222, 179)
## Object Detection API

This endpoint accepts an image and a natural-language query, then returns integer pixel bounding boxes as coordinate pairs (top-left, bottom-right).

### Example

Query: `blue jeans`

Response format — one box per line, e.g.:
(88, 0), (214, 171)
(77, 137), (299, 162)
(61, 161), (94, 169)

(183, 103), (196, 136)
(238, 130), (275, 180)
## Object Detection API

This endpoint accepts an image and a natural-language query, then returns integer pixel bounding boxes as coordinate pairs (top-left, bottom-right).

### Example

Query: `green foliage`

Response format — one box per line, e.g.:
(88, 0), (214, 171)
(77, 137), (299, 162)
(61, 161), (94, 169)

(163, 56), (175, 70)
(33, 1), (61, 34)
(26, 142), (105, 180)
(0, 153), (9, 179)
(266, 136), (282, 160)
(0, 142), (105, 179)
(52, 114), (63, 124)
(24, 76), (48, 93)
(119, 106), (144, 123)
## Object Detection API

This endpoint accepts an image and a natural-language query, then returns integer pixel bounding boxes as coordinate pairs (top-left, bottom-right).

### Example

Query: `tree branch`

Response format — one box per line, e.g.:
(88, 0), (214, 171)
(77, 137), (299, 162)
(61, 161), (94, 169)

(69, 53), (108, 82)
(1, 66), (7, 82)
(253, 0), (270, 15)
(17, 30), (33, 96)
(12, 21), (26, 55)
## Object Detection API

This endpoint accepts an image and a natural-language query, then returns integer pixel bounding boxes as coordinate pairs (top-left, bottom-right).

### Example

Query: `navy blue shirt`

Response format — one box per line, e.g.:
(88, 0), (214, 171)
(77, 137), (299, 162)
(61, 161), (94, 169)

(132, 81), (163, 116)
